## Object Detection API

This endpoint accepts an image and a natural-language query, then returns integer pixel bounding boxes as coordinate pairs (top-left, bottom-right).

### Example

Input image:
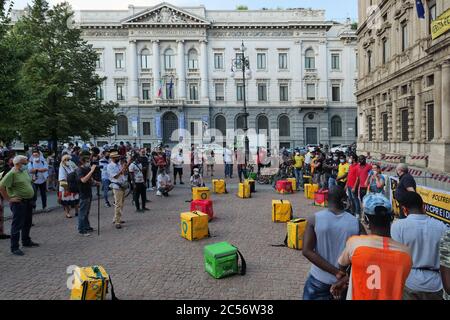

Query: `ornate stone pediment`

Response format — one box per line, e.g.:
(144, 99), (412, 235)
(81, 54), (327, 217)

(122, 3), (210, 27)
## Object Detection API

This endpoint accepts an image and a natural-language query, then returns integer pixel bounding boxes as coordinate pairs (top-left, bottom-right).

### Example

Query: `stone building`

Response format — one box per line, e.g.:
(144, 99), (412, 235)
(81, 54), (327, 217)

(13, 2), (358, 149)
(356, 0), (450, 174)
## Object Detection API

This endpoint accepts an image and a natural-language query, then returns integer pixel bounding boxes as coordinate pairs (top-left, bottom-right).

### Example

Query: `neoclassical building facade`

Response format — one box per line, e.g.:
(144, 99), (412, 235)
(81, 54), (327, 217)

(15, 2), (358, 149)
(357, 0), (450, 173)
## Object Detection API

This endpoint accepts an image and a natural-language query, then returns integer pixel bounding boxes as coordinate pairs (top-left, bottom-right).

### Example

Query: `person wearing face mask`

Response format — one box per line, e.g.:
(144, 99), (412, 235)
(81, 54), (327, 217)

(28, 150), (49, 212)
(0, 155), (39, 256)
(345, 154), (360, 216)
(394, 163), (417, 209)
(323, 153), (338, 189)
(354, 155), (371, 206)
(99, 151), (111, 208)
(172, 148), (185, 185)
(58, 154), (80, 219)
(336, 154), (350, 189)
(107, 151), (130, 229)
(75, 151), (101, 236)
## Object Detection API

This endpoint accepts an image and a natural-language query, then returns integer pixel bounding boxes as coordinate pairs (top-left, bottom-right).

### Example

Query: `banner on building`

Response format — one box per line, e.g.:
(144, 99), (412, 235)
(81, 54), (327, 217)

(432, 8), (450, 40)
(389, 177), (450, 224)
(155, 116), (162, 139)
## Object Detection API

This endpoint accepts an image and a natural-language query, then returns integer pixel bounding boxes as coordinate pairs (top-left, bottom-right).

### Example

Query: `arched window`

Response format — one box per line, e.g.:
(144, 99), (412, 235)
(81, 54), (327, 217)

(305, 49), (315, 69)
(117, 115), (128, 136)
(215, 115), (226, 137)
(279, 115), (290, 137)
(188, 49), (198, 70)
(236, 114), (246, 130)
(141, 49), (150, 70)
(257, 115), (269, 134)
(331, 116), (342, 137)
(164, 48), (174, 70)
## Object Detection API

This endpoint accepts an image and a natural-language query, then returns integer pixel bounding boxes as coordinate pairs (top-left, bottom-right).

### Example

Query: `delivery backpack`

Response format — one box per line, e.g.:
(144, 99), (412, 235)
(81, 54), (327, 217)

(70, 265), (118, 300)
(66, 171), (79, 193)
(204, 242), (246, 279)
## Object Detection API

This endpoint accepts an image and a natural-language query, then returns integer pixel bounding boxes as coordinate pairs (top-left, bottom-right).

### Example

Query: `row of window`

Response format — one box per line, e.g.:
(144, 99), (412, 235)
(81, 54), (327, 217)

(98, 49), (343, 73)
(367, 104), (435, 142)
(115, 114), (347, 138)
(97, 82), (343, 103)
(366, 1), (437, 73)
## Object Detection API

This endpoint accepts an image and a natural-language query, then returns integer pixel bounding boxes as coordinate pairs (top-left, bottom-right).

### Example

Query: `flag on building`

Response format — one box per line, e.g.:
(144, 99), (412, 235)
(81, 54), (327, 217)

(168, 78), (174, 99)
(416, 0), (425, 19)
(157, 79), (163, 98)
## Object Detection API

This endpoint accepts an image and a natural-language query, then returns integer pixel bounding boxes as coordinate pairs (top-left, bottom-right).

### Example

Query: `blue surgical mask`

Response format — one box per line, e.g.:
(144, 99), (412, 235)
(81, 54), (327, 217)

(20, 166), (28, 172)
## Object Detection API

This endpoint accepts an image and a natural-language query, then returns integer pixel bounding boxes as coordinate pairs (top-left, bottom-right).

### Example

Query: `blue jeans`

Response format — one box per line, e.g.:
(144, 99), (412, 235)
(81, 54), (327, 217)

(302, 274), (333, 300)
(294, 168), (304, 189)
(10, 199), (33, 251)
(328, 177), (337, 189)
(346, 187), (360, 216)
(78, 197), (92, 233)
(102, 179), (110, 204)
(238, 167), (247, 183)
(225, 163), (233, 178)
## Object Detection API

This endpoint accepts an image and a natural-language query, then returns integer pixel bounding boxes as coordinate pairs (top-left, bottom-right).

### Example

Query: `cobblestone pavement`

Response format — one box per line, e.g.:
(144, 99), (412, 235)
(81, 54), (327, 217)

(0, 168), (319, 300)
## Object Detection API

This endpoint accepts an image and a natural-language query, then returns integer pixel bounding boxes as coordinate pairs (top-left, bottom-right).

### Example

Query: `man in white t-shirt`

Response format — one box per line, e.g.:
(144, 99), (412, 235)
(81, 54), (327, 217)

(223, 147), (233, 179)
(156, 168), (174, 197)
(107, 152), (128, 229)
(129, 157), (149, 213)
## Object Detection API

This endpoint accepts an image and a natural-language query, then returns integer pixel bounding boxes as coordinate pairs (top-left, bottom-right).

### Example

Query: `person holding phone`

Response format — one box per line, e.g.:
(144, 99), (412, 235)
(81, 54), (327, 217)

(366, 164), (385, 194)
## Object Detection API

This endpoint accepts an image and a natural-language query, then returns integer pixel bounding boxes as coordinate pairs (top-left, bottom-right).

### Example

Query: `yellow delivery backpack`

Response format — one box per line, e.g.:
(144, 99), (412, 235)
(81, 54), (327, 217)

(212, 179), (227, 194)
(192, 187), (210, 201)
(237, 182), (251, 199)
(272, 200), (293, 223)
(287, 178), (297, 192)
(180, 211), (210, 241)
(70, 265), (117, 300)
(286, 218), (307, 250)
(304, 183), (319, 200)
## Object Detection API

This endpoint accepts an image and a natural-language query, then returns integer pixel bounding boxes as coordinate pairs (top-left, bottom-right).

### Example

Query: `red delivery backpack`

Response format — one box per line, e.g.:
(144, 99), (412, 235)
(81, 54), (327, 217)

(190, 199), (214, 221)
(276, 180), (293, 194)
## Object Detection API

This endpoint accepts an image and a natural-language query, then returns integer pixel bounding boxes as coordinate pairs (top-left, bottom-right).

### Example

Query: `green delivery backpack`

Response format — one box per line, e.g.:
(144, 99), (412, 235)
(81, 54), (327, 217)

(204, 242), (246, 279)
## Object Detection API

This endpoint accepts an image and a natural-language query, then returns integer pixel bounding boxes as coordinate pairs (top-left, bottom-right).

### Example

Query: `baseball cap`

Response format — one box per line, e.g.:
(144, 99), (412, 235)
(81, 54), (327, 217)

(362, 193), (392, 216)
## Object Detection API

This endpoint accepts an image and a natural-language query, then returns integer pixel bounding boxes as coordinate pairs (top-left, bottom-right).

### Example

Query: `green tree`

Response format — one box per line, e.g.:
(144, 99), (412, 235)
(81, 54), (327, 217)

(236, 5), (248, 11)
(0, 0), (20, 143)
(12, 1), (117, 148)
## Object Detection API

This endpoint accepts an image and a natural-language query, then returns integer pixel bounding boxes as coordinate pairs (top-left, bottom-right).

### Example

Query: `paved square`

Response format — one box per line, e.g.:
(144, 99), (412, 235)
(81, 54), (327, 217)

(0, 171), (318, 300)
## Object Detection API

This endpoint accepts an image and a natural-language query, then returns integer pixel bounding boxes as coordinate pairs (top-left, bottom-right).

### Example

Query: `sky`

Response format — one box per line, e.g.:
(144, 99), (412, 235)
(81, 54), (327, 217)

(12, 0), (358, 22)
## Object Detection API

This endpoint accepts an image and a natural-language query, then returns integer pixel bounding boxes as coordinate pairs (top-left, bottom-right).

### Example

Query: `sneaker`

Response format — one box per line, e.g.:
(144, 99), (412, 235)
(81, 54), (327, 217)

(115, 224), (122, 229)
(79, 232), (91, 237)
(12, 249), (25, 256)
(156, 191), (162, 196)
(142, 208), (150, 211)
(180, 182), (185, 185)
(23, 241), (40, 248)
(136, 209), (143, 213)
(105, 203), (111, 208)
(86, 227), (94, 232)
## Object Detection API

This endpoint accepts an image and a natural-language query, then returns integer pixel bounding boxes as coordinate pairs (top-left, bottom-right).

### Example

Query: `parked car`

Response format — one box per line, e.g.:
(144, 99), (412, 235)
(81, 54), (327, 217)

(331, 145), (350, 154)
(306, 144), (320, 152)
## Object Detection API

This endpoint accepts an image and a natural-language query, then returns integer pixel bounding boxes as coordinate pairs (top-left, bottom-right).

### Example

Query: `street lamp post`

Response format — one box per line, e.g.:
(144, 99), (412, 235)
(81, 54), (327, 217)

(231, 41), (251, 168)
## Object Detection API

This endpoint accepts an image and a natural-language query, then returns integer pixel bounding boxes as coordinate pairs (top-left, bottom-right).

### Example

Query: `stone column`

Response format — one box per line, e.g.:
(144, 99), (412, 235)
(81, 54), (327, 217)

(152, 40), (161, 100)
(442, 60), (450, 141)
(200, 40), (209, 101)
(391, 87), (398, 141)
(414, 77), (423, 142)
(434, 67), (442, 140)
(128, 40), (139, 103)
(177, 40), (186, 100)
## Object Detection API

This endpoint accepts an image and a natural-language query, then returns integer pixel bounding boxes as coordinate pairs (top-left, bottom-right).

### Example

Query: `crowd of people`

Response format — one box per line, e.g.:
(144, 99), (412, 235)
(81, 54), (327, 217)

(0, 142), (449, 300)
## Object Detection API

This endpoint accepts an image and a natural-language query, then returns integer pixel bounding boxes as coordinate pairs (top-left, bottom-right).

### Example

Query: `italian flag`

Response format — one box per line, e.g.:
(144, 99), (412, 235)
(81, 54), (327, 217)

(157, 79), (163, 98)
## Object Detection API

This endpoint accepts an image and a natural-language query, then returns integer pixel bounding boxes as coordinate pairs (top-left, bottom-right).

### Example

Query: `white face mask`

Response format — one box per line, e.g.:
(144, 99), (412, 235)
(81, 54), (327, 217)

(348, 159), (353, 164)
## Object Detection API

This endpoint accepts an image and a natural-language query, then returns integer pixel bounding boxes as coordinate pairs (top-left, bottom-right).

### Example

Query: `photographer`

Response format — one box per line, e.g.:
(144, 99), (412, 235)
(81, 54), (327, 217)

(107, 152), (130, 229)
(99, 150), (111, 208)
(76, 151), (100, 236)
(129, 154), (149, 213)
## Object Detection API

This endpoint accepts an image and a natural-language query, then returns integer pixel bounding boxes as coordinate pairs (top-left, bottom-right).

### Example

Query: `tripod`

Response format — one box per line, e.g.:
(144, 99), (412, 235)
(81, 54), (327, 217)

(96, 185), (100, 236)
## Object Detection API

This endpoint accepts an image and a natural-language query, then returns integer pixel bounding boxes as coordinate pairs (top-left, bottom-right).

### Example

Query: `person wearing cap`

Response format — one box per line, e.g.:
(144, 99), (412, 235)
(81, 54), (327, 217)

(190, 168), (204, 188)
(58, 154), (80, 219)
(0, 155), (38, 256)
(332, 193), (412, 300)
(391, 192), (448, 300)
(107, 151), (129, 229)
(302, 186), (363, 300)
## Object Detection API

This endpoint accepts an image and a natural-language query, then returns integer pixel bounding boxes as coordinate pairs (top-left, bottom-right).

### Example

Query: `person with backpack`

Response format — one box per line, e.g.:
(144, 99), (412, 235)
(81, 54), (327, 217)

(28, 150), (49, 212)
(58, 154), (80, 219)
(129, 154), (149, 213)
(0, 155), (39, 256)
(76, 151), (101, 236)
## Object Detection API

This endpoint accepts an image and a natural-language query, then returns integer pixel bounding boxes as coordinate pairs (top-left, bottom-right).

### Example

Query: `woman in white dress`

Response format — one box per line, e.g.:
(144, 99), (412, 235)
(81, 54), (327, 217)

(58, 154), (80, 218)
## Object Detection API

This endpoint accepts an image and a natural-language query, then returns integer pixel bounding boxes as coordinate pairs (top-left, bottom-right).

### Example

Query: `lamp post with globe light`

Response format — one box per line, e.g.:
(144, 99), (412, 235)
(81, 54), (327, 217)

(230, 41), (252, 168)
